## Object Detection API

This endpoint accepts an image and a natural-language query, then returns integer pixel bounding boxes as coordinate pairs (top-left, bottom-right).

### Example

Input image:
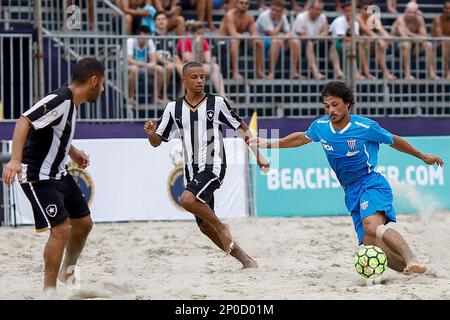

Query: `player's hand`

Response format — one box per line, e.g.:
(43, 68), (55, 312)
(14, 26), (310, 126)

(421, 154), (444, 166)
(248, 137), (269, 149)
(2, 159), (22, 186)
(70, 149), (90, 169)
(144, 120), (157, 135)
(257, 155), (270, 173)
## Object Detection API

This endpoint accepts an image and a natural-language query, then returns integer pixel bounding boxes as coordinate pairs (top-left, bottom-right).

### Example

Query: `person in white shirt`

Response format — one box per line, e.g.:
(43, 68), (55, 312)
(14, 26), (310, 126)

(293, 0), (328, 80)
(329, 1), (362, 79)
(255, 0), (301, 79)
(127, 25), (166, 107)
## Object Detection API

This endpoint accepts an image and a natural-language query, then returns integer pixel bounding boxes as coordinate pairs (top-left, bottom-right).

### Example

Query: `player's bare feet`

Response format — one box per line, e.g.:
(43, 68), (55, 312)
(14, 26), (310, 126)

(242, 258), (259, 269)
(217, 223), (234, 254)
(403, 261), (427, 275)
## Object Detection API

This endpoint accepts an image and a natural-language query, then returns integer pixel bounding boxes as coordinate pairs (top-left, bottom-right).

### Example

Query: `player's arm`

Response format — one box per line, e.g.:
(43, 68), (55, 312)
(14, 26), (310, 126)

(236, 121), (270, 173)
(390, 135), (444, 166)
(144, 120), (163, 147)
(2, 116), (31, 185)
(248, 132), (312, 149)
(69, 145), (90, 169)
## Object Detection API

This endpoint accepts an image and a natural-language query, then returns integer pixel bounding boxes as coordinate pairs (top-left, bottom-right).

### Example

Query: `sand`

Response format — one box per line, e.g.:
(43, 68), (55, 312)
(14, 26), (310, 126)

(1, 210), (449, 300)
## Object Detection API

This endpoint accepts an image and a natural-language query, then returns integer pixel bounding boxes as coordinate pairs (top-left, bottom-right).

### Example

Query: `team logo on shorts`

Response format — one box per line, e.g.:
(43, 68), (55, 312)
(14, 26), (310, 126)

(347, 139), (357, 150)
(206, 110), (214, 122)
(360, 201), (369, 211)
(67, 161), (95, 207)
(45, 204), (58, 217)
(167, 144), (185, 211)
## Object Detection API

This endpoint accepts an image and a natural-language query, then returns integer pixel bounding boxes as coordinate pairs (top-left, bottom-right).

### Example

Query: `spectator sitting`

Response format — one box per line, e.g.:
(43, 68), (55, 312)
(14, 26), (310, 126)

(255, 0), (301, 79)
(218, 0), (265, 81)
(292, 0), (328, 80)
(329, 1), (363, 80)
(357, 0), (396, 80)
(152, 0), (186, 35)
(391, 1), (440, 80)
(117, 0), (153, 35)
(127, 25), (167, 107)
(431, 1), (450, 79)
(154, 11), (184, 97)
(177, 20), (226, 97)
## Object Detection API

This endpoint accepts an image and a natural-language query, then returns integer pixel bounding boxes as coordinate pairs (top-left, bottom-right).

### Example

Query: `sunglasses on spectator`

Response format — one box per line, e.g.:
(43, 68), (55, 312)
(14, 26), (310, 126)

(239, 1), (249, 5)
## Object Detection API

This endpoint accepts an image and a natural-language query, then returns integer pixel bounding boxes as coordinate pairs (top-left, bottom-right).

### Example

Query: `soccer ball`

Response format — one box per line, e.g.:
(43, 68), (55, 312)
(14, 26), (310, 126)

(354, 245), (387, 279)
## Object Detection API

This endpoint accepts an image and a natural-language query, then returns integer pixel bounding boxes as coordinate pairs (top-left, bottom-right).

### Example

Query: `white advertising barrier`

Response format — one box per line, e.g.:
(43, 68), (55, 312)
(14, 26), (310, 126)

(12, 138), (248, 224)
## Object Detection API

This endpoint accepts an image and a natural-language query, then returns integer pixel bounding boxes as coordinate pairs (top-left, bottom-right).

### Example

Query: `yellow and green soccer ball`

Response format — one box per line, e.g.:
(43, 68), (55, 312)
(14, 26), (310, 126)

(354, 245), (387, 279)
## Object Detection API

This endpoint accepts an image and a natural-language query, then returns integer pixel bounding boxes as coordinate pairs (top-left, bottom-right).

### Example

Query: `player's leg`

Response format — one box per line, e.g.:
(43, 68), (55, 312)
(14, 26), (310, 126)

(20, 181), (71, 291)
(58, 174), (93, 283)
(362, 233), (406, 273)
(196, 198), (258, 268)
(181, 172), (234, 253)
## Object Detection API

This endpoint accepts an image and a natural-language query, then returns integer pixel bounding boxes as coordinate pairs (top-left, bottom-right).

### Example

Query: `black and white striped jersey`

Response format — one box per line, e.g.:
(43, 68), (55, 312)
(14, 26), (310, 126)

(21, 87), (77, 182)
(155, 94), (243, 184)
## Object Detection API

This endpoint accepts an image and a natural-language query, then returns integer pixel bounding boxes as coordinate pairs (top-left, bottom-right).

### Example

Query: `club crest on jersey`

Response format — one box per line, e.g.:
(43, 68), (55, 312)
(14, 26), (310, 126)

(67, 161), (95, 206)
(168, 144), (185, 211)
(206, 110), (214, 122)
(347, 139), (357, 150)
(45, 204), (58, 217)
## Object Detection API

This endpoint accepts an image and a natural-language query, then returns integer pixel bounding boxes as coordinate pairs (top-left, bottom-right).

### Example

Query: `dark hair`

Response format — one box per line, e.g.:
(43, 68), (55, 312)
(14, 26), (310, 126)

(71, 58), (105, 84)
(341, 1), (351, 8)
(182, 61), (203, 74)
(320, 81), (355, 108)
(136, 25), (151, 34)
(154, 11), (166, 20)
(358, 0), (373, 8)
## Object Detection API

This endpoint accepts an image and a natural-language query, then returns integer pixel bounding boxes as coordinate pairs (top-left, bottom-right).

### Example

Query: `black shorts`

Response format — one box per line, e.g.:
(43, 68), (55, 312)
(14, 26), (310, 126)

(20, 174), (91, 232)
(185, 171), (221, 226)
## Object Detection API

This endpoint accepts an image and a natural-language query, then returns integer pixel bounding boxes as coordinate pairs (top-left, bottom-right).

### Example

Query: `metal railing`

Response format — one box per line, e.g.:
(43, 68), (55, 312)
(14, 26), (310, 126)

(0, 0), (125, 35)
(0, 34), (449, 122)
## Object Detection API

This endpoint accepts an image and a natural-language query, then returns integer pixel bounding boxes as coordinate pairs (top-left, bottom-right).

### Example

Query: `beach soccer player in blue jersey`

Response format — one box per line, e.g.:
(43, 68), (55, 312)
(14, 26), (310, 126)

(249, 81), (444, 275)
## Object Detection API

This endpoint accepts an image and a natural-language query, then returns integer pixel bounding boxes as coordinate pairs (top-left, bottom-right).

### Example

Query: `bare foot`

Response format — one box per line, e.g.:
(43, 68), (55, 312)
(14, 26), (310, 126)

(384, 72), (397, 80)
(266, 73), (274, 80)
(335, 72), (345, 80)
(366, 73), (376, 80)
(403, 261), (427, 275)
(446, 72), (450, 80)
(256, 71), (266, 79)
(429, 74), (441, 80)
(242, 258), (259, 269)
(232, 72), (245, 83)
(217, 223), (234, 254)
(405, 74), (415, 80)
(313, 72), (325, 80)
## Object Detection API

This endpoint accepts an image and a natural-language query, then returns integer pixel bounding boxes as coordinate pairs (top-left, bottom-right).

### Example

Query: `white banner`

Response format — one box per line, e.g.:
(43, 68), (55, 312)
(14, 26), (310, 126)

(12, 138), (249, 225)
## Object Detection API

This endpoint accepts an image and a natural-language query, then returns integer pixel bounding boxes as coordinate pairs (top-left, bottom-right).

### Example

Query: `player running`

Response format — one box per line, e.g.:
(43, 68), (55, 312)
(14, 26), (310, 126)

(249, 80), (444, 275)
(144, 61), (269, 268)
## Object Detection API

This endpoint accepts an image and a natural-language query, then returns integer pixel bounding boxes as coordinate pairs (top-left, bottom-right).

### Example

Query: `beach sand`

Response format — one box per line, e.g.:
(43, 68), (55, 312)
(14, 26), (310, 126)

(1, 211), (449, 300)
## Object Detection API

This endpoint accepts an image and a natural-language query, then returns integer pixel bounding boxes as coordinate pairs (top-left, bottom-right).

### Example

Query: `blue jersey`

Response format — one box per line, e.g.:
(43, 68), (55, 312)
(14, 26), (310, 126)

(305, 115), (394, 188)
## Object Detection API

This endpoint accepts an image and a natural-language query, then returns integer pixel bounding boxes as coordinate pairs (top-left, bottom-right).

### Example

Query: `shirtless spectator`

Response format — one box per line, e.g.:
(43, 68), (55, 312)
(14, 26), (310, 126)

(392, 1), (439, 79)
(357, 0), (396, 80)
(255, 0), (301, 79)
(293, 0), (328, 80)
(152, 0), (186, 35)
(218, 0), (264, 81)
(117, 0), (152, 34)
(431, 1), (450, 79)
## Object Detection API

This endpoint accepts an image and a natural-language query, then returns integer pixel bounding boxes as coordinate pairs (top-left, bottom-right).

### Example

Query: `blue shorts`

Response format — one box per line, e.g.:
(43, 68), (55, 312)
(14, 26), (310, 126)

(344, 172), (396, 245)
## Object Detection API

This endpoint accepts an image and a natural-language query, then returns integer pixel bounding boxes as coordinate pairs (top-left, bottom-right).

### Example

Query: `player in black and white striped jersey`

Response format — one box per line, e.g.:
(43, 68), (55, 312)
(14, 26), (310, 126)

(2, 58), (105, 293)
(144, 62), (270, 269)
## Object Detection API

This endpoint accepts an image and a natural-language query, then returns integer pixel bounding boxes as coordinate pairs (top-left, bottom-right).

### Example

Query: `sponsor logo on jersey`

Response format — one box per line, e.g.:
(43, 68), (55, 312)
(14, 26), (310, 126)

(322, 143), (334, 151)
